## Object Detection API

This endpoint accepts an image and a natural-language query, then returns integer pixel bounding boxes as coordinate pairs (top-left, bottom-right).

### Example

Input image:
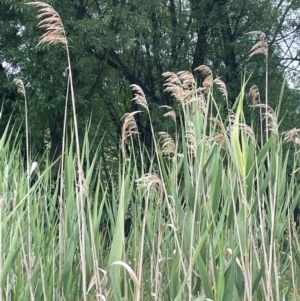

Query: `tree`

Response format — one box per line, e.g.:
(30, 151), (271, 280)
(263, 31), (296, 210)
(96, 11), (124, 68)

(1, 0), (300, 176)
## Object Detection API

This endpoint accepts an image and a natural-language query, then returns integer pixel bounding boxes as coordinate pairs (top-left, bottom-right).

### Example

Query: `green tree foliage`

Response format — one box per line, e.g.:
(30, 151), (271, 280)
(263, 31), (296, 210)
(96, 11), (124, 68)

(1, 0), (300, 172)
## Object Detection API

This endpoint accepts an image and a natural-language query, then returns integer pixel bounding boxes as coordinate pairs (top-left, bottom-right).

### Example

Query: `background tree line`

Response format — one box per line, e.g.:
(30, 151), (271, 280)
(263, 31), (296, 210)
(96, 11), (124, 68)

(1, 0), (300, 176)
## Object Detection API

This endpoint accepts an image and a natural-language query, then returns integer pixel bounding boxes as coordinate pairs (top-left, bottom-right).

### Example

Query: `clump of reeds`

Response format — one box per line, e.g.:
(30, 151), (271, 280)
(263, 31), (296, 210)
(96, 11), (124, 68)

(2, 3), (300, 300)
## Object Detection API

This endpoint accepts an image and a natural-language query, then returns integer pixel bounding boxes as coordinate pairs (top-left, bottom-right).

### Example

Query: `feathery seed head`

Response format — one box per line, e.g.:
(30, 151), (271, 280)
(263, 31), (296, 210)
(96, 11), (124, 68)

(158, 132), (176, 155)
(136, 173), (163, 196)
(213, 77), (228, 102)
(249, 85), (260, 105)
(283, 128), (300, 143)
(202, 75), (213, 89)
(165, 86), (193, 103)
(248, 41), (268, 59)
(163, 71), (196, 104)
(186, 121), (197, 157)
(210, 117), (225, 133)
(130, 84), (149, 112)
(246, 31), (268, 59)
(194, 65), (212, 77)
(13, 78), (26, 96)
(184, 93), (207, 116)
(160, 105), (176, 123)
(252, 104), (278, 135)
(211, 133), (227, 150)
(210, 117), (228, 150)
(162, 72), (181, 85)
(194, 65), (213, 91)
(236, 123), (257, 146)
(121, 111), (140, 150)
(27, 2), (67, 46)
(177, 71), (196, 89)
(246, 31), (266, 40)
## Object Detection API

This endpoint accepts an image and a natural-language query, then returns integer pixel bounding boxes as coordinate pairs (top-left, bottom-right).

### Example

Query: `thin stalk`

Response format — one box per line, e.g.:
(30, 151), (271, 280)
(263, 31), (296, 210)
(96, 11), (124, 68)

(65, 28), (87, 301)
(25, 89), (34, 301)
(18, 215), (35, 301)
(265, 51), (269, 143)
(267, 146), (279, 300)
(39, 258), (48, 301)
(145, 109), (186, 276)
(255, 156), (269, 300)
(135, 193), (149, 301)
(188, 90), (209, 300)
(154, 209), (163, 300)
(228, 167), (252, 301)
(87, 205), (102, 297)
(58, 70), (70, 296)
(0, 197), (2, 301)
(14, 79), (34, 300)
(260, 106), (264, 147)
(26, 3), (87, 298)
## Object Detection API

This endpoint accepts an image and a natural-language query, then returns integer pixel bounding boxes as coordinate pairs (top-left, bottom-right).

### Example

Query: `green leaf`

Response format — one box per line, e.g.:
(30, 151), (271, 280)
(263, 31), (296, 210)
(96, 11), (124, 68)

(1, 226), (20, 286)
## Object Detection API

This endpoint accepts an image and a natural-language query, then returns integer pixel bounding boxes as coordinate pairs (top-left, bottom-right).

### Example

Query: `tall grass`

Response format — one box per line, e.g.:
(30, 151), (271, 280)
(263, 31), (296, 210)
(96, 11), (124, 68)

(1, 2), (300, 300)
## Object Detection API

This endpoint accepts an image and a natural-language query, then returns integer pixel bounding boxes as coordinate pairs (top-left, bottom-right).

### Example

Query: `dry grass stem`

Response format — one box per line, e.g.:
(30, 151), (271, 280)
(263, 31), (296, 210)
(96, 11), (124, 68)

(13, 77), (33, 300)
(292, 166), (300, 174)
(27, 2), (67, 46)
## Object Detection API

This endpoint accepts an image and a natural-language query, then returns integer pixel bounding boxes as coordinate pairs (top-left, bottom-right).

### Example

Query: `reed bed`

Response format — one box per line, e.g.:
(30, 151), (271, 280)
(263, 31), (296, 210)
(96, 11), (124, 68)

(1, 2), (300, 301)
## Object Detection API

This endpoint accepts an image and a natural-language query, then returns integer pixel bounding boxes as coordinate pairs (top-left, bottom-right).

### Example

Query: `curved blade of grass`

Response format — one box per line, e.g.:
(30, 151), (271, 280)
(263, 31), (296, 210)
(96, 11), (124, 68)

(1, 225), (20, 286)
(174, 219), (213, 301)
(111, 261), (139, 288)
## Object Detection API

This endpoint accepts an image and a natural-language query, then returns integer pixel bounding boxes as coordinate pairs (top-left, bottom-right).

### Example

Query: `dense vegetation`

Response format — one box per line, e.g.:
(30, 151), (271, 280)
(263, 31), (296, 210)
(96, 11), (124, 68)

(1, 0), (300, 170)
(1, 0), (300, 300)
